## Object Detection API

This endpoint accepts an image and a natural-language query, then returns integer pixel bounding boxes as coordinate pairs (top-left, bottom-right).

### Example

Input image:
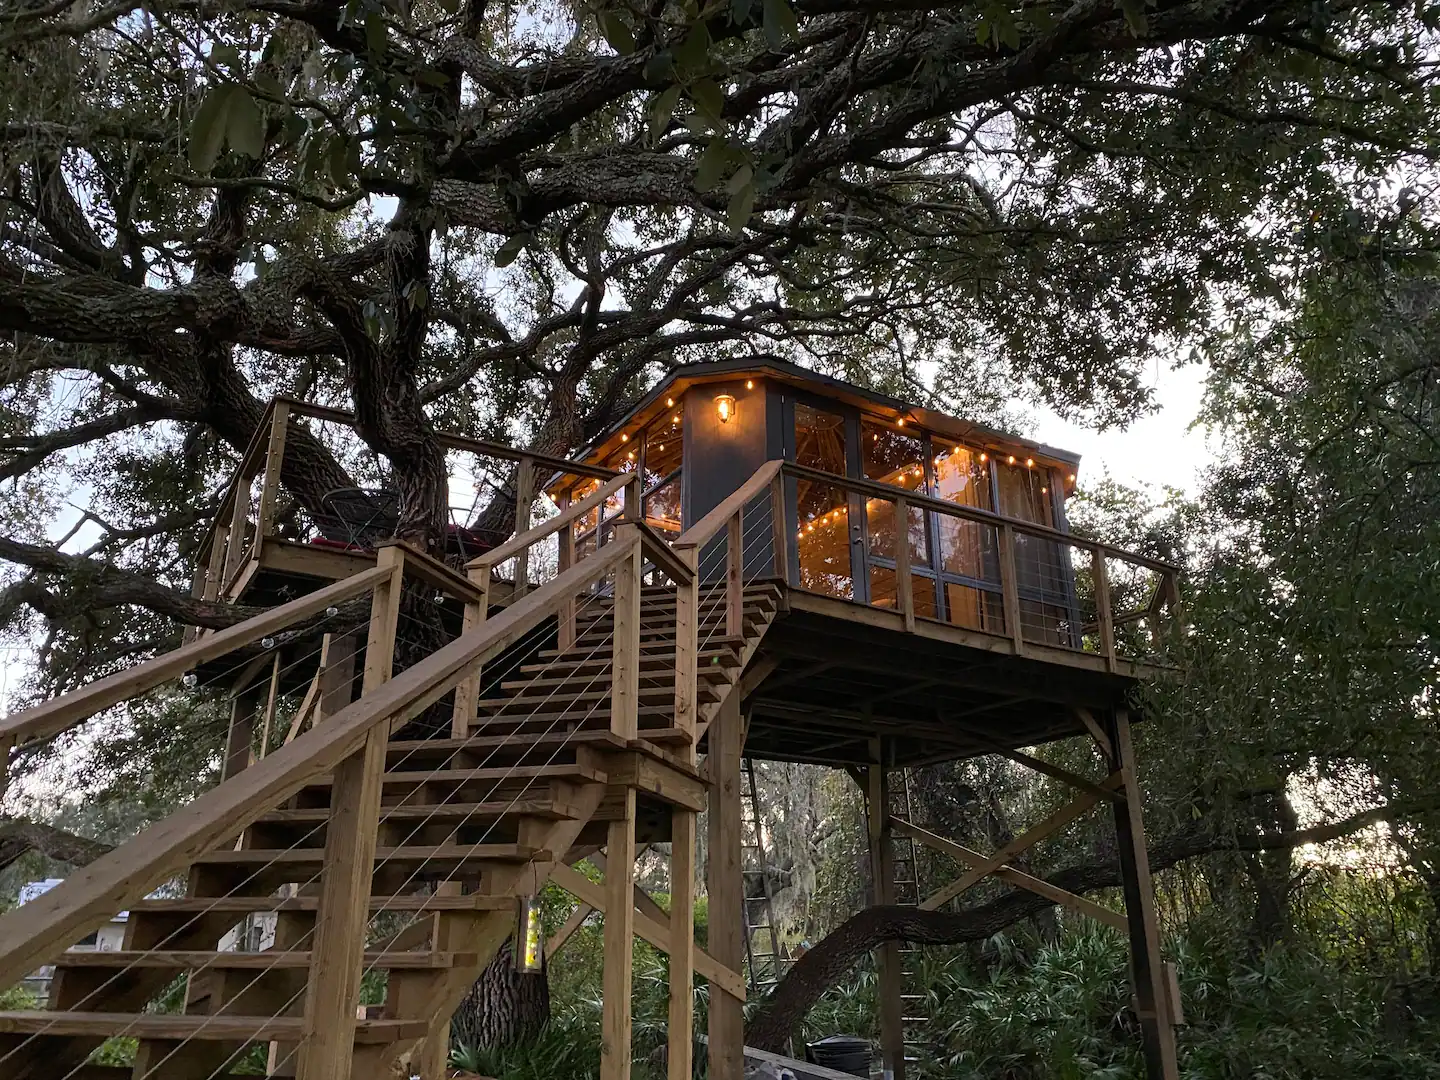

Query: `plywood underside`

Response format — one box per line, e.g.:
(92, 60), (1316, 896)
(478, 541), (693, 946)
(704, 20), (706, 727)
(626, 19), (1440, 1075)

(734, 590), (1145, 768)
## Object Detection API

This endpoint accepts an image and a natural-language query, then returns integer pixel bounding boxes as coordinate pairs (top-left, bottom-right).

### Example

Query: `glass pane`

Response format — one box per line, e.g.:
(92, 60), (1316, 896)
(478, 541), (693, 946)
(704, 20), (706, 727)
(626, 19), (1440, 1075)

(795, 481), (852, 599)
(994, 459), (1051, 524)
(944, 581), (1004, 633)
(936, 512), (996, 583)
(932, 439), (991, 510)
(645, 475), (682, 537)
(794, 403), (847, 475)
(865, 495), (927, 566)
(862, 418), (924, 490)
(645, 404), (685, 485)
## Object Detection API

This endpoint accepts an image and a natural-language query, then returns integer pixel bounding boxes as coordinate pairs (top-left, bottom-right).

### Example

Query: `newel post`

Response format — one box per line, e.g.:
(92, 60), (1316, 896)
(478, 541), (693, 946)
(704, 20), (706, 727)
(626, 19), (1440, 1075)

(726, 508), (744, 639)
(297, 544), (403, 1080)
(1093, 548), (1117, 672)
(609, 526), (642, 741)
(451, 563), (490, 739)
(255, 400), (291, 561)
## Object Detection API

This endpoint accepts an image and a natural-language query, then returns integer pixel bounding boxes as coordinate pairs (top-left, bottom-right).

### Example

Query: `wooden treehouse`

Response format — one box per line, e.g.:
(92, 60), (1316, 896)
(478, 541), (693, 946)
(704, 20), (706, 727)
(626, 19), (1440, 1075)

(0, 359), (1184, 1080)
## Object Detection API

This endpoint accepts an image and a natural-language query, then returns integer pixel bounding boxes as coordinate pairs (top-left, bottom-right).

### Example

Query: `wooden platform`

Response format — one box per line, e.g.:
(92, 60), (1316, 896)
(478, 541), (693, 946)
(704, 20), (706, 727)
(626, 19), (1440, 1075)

(736, 585), (1149, 768)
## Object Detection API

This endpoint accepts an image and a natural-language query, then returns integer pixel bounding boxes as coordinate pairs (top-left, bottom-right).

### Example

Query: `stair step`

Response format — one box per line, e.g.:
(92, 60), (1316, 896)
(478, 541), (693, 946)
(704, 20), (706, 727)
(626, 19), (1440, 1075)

(129, 893), (515, 915)
(538, 637), (746, 663)
(54, 950), (468, 971)
(473, 688), (686, 712)
(500, 672), (726, 695)
(0, 1011), (426, 1043)
(308, 763), (607, 788)
(193, 844), (547, 871)
(261, 798), (588, 828)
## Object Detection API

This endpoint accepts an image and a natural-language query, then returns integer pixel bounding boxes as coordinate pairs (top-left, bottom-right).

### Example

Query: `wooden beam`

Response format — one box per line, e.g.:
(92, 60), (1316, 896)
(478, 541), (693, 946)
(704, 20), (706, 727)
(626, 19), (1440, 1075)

(296, 545), (404, 1080)
(316, 633), (357, 723)
(1075, 708), (1113, 759)
(450, 567), (489, 739)
(891, 818), (1126, 930)
(726, 510), (744, 638)
(611, 525), (642, 740)
(255, 400), (291, 561)
(668, 808), (697, 1080)
(866, 747), (906, 1080)
(919, 774), (1122, 912)
(546, 862), (744, 1001)
(0, 566), (392, 748)
(513, 456), (535, 598)
(1093, 550), (1117, 673)
(600, 788), (637, 1080)
(673, 546), (699, 744)
(997, 522), (1025, 653)
(894, 496), (915, 634)
(257, 652), (281, 760)
(1107, 709), (1180, 1080)
(222, 687), (261, 780)
(707, 693), (745, 1080)
(545, 901), (594, 959)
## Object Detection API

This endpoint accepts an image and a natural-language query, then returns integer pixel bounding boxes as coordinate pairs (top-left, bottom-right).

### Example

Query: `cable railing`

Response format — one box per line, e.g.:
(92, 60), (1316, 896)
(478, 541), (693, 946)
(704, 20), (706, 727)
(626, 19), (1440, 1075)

(780, 462), (1182, 670)
(0, 531), (648, 1079)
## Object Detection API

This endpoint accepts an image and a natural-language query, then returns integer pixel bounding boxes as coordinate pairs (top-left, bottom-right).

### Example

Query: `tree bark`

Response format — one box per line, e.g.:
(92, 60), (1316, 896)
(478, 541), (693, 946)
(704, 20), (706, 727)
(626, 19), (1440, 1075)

(450, 940), (550, 1053)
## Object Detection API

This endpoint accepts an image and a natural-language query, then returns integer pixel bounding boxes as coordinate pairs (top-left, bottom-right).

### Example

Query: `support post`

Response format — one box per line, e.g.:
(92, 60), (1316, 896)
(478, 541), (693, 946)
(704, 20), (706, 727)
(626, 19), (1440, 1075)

(513, 457), (535, 598)
(296, 546), (403, 1080)
(450, 567), (490, 738)
(255, 400), (291, 560)
(610, 528), (641, 740)
(894, 497), (914, 633)
(866, 743), (906, 1080)
(1093, 548), (1117, 672)
(557, 490), (576, 649)
(673, 546), (699, 744)
(1106, 708), (1180, 1080)
(770, 469), (788, 582)
(222, 687), (261, 780)
(667, 808), (697, 1080)
(601, 788), (637, 1080)
(726, 509), (744, 638)
(997, 522), (1025, 653)
(706, 693), (745, 1080)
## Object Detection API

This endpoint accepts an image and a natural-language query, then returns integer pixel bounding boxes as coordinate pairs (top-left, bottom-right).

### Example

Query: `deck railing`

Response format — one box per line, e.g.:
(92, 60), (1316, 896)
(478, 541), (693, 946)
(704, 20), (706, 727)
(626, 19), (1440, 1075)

(192, 397), (619, 611)
(779, 462), (1181, 670)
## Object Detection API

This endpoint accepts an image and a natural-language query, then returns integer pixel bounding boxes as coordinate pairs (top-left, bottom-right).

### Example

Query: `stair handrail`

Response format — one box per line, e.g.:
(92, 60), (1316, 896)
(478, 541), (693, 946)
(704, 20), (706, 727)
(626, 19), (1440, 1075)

(0, 532), (642, 992)
(672, 459), (783, 554)
(0, 566), (393, 772)
(465, 470), (630, 575)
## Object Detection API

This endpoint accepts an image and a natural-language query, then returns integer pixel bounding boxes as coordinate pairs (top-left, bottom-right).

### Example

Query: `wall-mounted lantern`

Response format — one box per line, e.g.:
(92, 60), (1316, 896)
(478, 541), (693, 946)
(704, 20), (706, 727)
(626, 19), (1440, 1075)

(715, 393), (737, 424)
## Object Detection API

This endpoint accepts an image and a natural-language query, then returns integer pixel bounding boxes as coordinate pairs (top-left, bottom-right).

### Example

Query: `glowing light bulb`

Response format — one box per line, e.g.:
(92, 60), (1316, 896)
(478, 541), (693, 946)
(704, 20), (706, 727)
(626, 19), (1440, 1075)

(1025, 458), (1034, 468)
(182, 672), (198, 689)
(980, 453), (988, 463)
(1007, 455), (1016, 465)
(1068, 473), (1076, 482)
(627, 450), (635, 460)
(621, 433), (629, 442)
(745, 379), (754, 389)
(666, 397), (674, 407)
(896, 418), (905, 427)
(672, 414), (680, 424)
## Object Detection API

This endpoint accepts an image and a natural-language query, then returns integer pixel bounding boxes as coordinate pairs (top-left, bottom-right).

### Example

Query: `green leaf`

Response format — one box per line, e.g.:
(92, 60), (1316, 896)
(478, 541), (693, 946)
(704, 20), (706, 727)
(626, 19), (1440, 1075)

(726, 181), (755, 232)
(693, 138), (730, 192)
(649, 85), (682, 143)
(253, 71), (284, 99)
(761, 0), (798, 49)
(495, 232), (529, 267)
(689, 77), (724, 126)
(675, 22), (711, 74)
(598, 10), (636, 55)
(725, 163), (753, 195)
(226, 88), (265, 160)
(209, 44), (242, 71)
(1119, 0), (1148, 35)
(406, 282), (428, 310)
(365, 14), (388, 55)
(188, 85), (233, 173)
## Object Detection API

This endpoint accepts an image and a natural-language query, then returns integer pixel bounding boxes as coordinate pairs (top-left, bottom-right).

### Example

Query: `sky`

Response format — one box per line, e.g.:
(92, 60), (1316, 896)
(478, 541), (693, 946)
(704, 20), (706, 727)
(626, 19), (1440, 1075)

(1031, 359), (1215, 497)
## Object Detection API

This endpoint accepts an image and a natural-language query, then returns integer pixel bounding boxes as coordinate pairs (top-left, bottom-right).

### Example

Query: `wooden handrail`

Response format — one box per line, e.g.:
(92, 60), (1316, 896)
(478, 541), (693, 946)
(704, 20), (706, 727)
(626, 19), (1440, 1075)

(0, 534), (641, 991)
(636, 522), (694, 586)
(468, 472), (630, 572)
(0, 566), (393, 748)
(374, 540), (485, 604)
(673, 459), (783, 551)
(781, 461), (1179, 575)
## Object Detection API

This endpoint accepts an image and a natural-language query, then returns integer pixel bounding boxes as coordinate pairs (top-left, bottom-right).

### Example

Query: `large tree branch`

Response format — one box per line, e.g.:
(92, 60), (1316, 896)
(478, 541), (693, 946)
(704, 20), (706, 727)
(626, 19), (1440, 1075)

(744, 800), (1415, 1051)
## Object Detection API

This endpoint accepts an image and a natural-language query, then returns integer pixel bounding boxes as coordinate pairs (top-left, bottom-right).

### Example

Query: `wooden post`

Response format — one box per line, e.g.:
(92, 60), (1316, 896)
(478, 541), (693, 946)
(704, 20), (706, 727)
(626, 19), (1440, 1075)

(557, 490), (576, 650)
(610, 529), (641, 740)
(222, 687), (262, 780)
(673, 547), (699, 744)
(255, 401), (291, 562)
(997, 523), (1025, 653)
(600, 788), (637, 1080)
(296, 546), (403, 1080)
(513, 457), (535, 599)
(1106, 708), (1180, 1080)
(726, 509), (743, 638)
(667, 808), (697, 1080)
(706, 693), (745, 1080)
(450, 567), (490, 738)
(1093, 548), (1117, 671)
(315, 633), (358, 723)
(222, 469), (254, 586)
(894, 497), (914, 633)
(866, 743), (906, 1080)
(770, 470), (788, 582)
(257, 652), (281, 760)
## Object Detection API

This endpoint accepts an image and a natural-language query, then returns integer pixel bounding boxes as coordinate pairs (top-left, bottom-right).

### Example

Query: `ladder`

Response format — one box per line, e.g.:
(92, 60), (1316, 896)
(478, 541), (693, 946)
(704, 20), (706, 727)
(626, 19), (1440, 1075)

(888, 769), (930, 1065)
(740, 756), (787, 995)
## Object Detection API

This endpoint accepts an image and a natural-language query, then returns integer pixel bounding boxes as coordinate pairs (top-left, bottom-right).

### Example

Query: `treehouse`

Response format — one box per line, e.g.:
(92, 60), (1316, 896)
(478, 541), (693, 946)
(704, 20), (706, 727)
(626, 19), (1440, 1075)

(0, 362), (1184, 1080)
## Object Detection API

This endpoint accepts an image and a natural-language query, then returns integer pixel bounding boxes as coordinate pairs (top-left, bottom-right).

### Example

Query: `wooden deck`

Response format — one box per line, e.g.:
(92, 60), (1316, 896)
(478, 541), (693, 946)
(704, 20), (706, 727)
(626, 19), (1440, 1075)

(736, 584), (1156, 768)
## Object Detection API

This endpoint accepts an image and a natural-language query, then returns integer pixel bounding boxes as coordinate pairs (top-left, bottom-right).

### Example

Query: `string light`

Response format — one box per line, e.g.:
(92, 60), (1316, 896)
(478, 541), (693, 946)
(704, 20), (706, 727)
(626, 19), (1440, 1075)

(896, 418), (905, 427)
(1025, 457), (1034, 468)
(745, 379), (754, 389)
(666, 397), (674, 407)
(1007, 455), (1016, 465)
(980, 453), (988, 463)
(1068, 473), (1077, 482)
(621, 433), (629, 442)
(672, 414), (680, 424)
(627, 451), (635, 460)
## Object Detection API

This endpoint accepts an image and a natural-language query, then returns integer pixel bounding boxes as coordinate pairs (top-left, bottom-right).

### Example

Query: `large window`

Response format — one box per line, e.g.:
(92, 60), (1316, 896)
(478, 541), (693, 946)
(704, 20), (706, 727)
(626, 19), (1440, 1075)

(642, 402), (685, 537)
(794, 403), (853, 599)
(995, 459), (1073, 645)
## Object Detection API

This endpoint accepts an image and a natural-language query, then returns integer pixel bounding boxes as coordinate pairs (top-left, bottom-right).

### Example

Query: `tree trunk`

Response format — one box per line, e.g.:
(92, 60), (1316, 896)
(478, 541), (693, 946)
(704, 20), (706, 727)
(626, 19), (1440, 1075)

(450, 940), (550, 1053)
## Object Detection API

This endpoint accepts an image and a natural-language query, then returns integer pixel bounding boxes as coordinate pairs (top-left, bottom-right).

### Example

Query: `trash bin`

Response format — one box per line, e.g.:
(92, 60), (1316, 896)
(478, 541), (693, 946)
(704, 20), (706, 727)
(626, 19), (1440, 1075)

(805, 1035), (871, 1077)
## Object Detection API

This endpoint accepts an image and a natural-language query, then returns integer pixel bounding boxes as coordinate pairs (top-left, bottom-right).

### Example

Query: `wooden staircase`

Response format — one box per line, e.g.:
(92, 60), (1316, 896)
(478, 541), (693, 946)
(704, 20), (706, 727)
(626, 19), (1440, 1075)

(0, 508), (779, 1080)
